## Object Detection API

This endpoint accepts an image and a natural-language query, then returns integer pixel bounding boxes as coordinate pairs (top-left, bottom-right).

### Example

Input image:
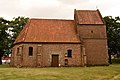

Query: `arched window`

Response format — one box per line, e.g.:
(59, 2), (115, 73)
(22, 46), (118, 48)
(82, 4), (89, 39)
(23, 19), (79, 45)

(67, 49), (72, 58)
(17, 47), (19, 55)
(29, 47), (33, 56)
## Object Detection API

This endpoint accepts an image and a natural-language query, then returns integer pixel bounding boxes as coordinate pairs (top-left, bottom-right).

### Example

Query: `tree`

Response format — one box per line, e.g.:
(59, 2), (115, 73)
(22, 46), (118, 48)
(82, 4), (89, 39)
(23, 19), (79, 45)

(9, 16), (29, 43)
(0, 16), (28, 65)
(104, 16), (120, 63)
(0, 17), (10, 64)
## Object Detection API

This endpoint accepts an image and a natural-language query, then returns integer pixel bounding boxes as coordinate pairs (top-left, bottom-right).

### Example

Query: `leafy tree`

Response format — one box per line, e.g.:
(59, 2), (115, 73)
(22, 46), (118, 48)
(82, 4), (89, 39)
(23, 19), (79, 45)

(104, 16), (120, 63)
(0, 17), (10, 64)
(9, 16), (29, 43)
(0, 16), (28, 65)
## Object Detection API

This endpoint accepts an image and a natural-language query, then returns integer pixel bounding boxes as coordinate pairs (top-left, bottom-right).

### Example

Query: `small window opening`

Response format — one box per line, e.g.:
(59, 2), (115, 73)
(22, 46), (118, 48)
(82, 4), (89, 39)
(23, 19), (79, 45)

(67, 49), (72, 58)
(29, 47), (33, 56)
(91, 30), (93, 33)
(65, 59), (68, 65)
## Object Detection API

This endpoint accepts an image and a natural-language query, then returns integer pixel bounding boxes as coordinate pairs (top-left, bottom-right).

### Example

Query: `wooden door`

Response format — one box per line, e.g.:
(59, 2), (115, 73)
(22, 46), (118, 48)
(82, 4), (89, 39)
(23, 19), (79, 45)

(51, 55), (59, 67)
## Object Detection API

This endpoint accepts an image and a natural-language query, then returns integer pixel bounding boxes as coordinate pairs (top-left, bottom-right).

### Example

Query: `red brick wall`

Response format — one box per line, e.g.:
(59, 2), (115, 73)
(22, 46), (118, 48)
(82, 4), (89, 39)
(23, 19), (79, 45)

(22, 44), (37, 67)
(77, 25), (107, 39)
(11, 24), (109, 67)
(11, 43), (82, 67)
(11, 44), (24, 67)
(42, 44), (82, 67)
(77, 24), (109, 66)
(84, 39), (108, 65)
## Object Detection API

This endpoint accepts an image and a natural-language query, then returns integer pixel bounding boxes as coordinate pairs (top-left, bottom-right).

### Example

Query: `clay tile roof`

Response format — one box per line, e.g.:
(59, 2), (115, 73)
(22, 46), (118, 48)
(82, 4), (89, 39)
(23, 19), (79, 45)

(76, 10), (104, 24)
(14, 19), (80, 44)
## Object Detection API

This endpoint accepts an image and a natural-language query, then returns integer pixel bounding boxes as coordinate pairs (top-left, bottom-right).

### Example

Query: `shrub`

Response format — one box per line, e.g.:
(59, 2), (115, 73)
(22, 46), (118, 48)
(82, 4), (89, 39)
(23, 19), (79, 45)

(111, 58), (120, 64)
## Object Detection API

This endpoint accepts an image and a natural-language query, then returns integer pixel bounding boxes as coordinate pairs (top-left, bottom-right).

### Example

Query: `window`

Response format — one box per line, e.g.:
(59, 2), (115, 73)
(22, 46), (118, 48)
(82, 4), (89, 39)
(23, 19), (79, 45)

(91, 30), (93, 33)
(17, 47), (19, 55)
(29, 47), (33, 56)
(67, 49), (72, 58)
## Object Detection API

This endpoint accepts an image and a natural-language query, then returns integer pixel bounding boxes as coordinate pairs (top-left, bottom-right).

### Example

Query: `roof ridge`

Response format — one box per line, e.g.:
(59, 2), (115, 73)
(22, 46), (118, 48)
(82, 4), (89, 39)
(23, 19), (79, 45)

(76, 10), (97, 12)
(23, 19), (31, 42)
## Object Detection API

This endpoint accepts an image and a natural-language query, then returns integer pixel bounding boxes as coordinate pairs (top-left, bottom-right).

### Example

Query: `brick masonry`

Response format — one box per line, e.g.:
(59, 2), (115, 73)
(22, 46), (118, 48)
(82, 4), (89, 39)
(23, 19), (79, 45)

(11, 10), (109, 67)
(11, 43), (82, 67)
(77, 24), (108, 66)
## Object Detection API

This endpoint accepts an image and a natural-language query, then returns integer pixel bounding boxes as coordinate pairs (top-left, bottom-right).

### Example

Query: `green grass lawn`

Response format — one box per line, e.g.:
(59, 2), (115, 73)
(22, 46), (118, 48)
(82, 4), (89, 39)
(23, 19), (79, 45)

(0, 64), (120, 80)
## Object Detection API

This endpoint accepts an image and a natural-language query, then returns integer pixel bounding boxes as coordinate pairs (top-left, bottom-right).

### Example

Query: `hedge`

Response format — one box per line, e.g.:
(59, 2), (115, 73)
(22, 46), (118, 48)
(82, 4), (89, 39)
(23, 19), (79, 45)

(111, 58), (120, 64)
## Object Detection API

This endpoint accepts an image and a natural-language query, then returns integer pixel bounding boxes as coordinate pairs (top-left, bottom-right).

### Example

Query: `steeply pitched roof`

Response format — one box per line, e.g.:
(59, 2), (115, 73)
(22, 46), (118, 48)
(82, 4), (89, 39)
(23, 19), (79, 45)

(14, 19), (80, 44)
(76, 10), (104, 24)
(14, 9), (105, 44)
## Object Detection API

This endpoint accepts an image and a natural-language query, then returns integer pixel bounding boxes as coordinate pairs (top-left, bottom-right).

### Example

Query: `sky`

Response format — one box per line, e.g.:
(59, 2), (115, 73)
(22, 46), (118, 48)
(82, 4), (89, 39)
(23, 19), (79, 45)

(0, 0), (120, 20)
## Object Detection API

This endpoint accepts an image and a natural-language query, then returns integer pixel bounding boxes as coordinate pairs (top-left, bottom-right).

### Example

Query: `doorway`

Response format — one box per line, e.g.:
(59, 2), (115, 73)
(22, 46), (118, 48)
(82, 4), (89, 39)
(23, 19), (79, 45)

(51, 55), (59, 67)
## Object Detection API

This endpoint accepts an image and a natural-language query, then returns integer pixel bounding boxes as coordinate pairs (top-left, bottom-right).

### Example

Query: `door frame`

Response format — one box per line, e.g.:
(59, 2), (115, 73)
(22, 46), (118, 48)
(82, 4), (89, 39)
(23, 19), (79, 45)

(51, 54), (59, 67)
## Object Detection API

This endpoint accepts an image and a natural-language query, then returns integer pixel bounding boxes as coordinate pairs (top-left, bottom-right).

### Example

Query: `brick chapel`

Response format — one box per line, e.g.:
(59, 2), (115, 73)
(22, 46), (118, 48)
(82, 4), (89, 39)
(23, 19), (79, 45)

(11, 9), (109, 67)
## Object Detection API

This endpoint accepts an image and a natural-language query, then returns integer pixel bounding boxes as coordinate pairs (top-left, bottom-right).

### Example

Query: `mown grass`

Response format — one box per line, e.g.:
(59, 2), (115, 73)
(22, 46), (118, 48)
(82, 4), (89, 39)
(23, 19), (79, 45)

(0, 64), (120, 80)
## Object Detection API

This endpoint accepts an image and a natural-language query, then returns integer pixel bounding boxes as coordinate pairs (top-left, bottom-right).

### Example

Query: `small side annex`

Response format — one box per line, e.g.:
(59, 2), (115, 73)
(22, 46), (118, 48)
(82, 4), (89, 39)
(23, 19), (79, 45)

(11, 9), (109, 67)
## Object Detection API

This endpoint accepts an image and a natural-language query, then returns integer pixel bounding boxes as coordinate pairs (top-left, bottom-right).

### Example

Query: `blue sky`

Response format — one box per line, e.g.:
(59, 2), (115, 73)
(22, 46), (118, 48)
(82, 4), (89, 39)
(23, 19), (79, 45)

(0, 0), (120, 20)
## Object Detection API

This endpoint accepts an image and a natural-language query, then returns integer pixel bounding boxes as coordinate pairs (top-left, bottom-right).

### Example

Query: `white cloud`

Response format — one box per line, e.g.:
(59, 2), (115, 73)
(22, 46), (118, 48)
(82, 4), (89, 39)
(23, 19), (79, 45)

(19, 0), (60, 8)
(0, 0), (120, 20)
(58, 0), (90, 5)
